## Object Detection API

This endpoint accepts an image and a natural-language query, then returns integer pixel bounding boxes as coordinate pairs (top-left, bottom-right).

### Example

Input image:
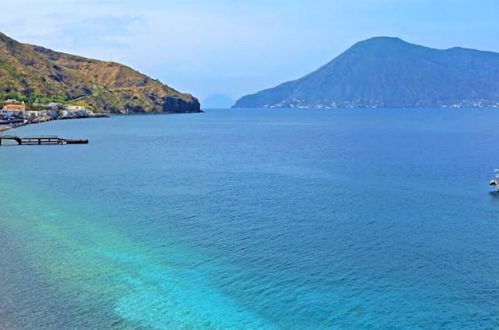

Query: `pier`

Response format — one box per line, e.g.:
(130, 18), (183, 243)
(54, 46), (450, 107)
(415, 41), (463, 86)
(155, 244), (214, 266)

(0, 135), (88, 146)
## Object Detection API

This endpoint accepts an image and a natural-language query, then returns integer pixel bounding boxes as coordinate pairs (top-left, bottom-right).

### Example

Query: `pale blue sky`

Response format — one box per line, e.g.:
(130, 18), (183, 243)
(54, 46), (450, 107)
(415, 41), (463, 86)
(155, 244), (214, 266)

(1, 0), (498, 105)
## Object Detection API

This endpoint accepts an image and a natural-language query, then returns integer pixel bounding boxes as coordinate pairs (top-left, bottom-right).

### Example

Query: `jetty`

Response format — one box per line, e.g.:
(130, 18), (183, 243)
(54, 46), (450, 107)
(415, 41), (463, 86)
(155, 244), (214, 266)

(0, 135), (88, 146)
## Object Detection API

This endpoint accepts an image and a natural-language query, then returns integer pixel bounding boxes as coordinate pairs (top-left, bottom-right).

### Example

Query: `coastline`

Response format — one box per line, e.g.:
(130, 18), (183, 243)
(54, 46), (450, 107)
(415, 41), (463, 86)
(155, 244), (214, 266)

(0, 110), (206, 134)
(0, 115), (109, 134)
(0, 123), (22, 133)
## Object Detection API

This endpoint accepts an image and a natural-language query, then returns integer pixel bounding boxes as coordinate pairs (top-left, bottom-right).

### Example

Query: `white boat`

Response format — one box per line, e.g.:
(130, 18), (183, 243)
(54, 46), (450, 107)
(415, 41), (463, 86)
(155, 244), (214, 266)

(489, 169), (499, 190)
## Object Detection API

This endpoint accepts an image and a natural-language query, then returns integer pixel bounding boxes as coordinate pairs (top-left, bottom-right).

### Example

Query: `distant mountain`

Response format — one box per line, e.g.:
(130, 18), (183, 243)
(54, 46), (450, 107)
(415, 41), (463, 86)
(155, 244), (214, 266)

(202, 94), (234, 109)
(233, 37), (499, 109)
(0, 32), (200, 113)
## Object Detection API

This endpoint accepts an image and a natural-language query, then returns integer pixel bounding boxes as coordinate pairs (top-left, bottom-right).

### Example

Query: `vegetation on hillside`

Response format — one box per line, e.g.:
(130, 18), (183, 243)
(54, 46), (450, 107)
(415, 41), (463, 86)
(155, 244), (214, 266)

(0, 32), (200, 114)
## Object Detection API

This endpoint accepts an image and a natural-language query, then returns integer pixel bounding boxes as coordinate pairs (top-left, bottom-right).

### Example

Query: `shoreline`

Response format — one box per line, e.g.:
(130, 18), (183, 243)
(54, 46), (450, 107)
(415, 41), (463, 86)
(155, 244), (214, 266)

(0, 115), (109, 134)
(0, 111), (203, 134)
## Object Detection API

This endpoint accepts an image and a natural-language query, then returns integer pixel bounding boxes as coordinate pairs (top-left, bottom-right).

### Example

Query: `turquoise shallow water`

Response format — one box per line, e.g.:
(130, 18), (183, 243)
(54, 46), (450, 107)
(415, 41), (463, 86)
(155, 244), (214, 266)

(1, 109), (499, 329)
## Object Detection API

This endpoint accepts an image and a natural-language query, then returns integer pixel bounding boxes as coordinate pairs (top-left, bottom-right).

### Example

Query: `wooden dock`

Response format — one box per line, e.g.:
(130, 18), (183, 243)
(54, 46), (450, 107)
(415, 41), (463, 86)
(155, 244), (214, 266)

(0, 135), (88, 146)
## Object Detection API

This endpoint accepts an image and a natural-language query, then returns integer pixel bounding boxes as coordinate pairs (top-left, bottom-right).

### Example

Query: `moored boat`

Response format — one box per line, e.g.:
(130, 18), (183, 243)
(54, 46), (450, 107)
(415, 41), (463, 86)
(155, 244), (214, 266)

(489, 169), (499, 190)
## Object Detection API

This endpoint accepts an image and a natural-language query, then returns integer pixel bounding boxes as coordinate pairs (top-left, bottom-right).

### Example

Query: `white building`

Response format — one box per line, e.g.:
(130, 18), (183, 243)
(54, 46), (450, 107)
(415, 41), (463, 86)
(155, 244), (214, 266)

(3, 99), (21, 104)
(66, 105), (86, 111)
(26, 110), (48, 118)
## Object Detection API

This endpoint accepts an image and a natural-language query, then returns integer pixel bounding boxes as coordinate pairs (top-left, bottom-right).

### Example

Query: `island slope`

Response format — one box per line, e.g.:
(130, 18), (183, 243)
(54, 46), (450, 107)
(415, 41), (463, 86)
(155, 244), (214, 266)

(234, 37), (499, 109)
(0, 32), (200, 113)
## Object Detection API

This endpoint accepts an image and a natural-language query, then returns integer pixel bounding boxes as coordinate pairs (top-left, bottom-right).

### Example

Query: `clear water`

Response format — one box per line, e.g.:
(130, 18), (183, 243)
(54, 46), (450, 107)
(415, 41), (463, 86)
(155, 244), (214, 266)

(0, 109), (498, 329)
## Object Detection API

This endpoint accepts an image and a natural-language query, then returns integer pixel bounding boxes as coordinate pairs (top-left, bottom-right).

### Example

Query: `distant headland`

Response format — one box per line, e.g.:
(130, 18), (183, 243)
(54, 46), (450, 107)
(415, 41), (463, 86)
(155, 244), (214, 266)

(233, 37), (499, 109)
(0, 32), (201, 115)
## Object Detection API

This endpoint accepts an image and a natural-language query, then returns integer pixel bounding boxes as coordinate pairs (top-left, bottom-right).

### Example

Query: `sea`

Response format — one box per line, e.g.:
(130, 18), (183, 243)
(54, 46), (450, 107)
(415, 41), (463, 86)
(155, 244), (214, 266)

(0, 108), (498, 329)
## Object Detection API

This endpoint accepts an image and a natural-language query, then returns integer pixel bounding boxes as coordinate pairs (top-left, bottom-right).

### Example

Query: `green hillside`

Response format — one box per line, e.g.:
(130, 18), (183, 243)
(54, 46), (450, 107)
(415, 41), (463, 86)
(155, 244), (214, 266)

(0, 32), (200, 113)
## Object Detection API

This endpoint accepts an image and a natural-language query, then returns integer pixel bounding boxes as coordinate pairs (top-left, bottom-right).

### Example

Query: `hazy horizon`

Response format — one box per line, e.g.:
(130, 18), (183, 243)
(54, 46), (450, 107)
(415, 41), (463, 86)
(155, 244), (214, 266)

(2, 0), (498, 106)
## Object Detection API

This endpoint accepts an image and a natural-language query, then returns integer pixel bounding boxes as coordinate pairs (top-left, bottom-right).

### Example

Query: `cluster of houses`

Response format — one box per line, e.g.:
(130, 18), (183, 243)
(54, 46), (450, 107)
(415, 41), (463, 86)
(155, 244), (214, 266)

(0, 99), (98, 124)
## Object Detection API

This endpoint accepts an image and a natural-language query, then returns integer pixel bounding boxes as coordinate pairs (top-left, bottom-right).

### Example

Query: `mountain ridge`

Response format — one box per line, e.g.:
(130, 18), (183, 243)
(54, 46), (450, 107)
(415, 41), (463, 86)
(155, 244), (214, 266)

(0, 32), (200, 114)
(233, 37), (499, 109)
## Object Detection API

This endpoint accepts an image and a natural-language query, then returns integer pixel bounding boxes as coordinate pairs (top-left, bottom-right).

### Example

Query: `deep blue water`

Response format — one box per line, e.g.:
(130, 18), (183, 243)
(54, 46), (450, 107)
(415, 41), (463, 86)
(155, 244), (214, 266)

(0, 109), (498, 329)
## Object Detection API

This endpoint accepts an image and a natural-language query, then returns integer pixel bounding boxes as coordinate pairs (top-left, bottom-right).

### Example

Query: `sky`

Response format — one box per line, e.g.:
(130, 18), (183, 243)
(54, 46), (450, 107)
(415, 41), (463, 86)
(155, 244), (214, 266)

(1, 0), (498, 107)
